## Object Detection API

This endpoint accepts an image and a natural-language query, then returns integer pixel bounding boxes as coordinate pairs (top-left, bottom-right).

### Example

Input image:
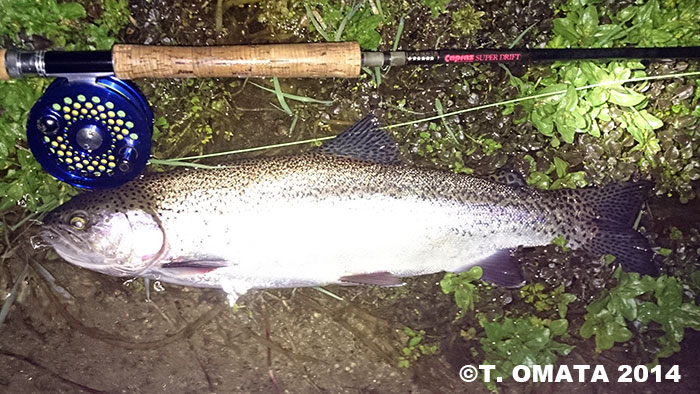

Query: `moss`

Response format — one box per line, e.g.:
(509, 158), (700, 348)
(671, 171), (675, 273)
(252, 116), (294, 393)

(450, 3), (485, 38)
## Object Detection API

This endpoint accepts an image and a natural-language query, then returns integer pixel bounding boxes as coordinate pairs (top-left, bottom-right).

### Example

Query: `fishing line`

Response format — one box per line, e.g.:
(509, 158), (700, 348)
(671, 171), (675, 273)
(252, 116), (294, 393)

(155, 69), (700, 165)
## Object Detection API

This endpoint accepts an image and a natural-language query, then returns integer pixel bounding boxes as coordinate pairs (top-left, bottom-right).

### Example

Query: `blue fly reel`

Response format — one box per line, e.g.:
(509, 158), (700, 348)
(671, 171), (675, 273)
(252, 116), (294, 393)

(27, 76), (153, 189)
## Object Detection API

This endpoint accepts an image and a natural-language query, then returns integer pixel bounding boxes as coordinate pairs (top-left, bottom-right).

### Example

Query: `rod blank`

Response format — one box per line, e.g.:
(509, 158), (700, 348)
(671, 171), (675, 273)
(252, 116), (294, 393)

(3, 44), (700, 80)
(362, 47), (700, 67)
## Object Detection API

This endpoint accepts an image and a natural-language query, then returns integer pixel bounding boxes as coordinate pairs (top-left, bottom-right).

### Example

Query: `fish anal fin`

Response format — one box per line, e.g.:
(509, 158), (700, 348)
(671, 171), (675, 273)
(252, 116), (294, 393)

(339, 271), (404, 286)
(455, 249), (525, 288)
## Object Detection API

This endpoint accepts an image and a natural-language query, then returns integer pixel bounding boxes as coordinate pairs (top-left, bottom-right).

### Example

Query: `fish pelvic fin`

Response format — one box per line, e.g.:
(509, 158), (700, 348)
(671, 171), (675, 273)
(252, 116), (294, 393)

(339, 271), (404, 286)
(567, 181), (656, 276)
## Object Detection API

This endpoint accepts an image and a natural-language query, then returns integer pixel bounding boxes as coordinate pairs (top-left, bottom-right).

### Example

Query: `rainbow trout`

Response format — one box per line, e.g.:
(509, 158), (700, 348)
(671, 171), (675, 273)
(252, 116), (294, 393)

(39, 116), (655, 304)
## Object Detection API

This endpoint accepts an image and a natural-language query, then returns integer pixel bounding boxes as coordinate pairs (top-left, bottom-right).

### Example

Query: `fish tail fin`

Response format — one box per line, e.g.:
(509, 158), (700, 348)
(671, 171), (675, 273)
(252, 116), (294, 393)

(571, 181), (657, 276)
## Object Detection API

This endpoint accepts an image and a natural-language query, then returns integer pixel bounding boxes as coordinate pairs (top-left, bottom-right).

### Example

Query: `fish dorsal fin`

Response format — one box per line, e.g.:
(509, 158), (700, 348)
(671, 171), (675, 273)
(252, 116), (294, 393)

(318, 115), (400, 164)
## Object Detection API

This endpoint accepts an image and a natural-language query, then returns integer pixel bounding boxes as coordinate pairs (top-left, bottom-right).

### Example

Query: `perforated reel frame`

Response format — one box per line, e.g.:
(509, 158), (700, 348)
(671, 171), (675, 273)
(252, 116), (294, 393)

(27, 76), (153, 189)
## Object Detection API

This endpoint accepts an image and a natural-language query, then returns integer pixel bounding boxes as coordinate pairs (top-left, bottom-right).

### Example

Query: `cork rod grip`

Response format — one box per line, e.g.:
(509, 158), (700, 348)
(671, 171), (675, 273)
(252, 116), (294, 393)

(0, 49), (9, 80)
(112, 42), (362, 79)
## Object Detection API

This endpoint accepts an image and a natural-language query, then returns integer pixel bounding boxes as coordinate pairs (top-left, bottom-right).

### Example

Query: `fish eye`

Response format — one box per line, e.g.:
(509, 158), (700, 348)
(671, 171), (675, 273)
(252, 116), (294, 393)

(69, 212), (88, 230)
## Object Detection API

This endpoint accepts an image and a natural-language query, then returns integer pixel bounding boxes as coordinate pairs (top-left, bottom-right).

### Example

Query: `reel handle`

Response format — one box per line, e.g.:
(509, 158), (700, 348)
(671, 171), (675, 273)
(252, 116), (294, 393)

(112, 42), (361, 79)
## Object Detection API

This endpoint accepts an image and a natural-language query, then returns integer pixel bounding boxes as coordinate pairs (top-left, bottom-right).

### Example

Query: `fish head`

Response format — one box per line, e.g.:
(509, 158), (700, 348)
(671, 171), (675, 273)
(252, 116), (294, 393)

(40, 193), (166, 277)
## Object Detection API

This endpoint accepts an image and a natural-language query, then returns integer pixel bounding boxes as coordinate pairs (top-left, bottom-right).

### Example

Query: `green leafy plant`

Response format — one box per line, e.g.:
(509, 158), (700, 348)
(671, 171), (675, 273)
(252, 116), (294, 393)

(550, 234), (571, 251)
(0, 0), (129, 214)
(520, 283), (577, 318)
(422, 0), (451, 19)
(449, 3), (484, 37)
(479, 314), (572, 390)
(636, 275), (700, 360)
(525, 62), (657, 148)
(0, 0), (86, 48)
(580, 267), (700, 361)
(82, 0), (130, 50)
(550, 0), (700, 49)
(398, 326), (439, 368)
(522, 155), (588, 190)
(305, 0), (384, 50)
(509, 0), (700, 195)
(440, 266), (483, 318)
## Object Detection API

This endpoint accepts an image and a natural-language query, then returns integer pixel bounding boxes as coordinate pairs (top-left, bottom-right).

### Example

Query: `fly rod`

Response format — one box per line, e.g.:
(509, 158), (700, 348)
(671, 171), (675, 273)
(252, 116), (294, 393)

(2, 43), (700, 80)
(2, 42), (699, 190)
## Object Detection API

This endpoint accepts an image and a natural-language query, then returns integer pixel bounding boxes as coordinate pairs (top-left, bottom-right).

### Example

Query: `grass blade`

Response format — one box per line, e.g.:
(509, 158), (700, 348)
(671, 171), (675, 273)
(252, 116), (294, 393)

(273, 77), (293, 116)
(304, 3), (331, 41)
(250, 82), (334, 105)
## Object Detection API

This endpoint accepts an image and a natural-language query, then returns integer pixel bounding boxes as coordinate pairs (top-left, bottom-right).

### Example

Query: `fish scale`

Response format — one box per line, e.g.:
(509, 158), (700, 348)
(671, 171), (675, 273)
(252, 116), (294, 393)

(40, 116), (655, 304)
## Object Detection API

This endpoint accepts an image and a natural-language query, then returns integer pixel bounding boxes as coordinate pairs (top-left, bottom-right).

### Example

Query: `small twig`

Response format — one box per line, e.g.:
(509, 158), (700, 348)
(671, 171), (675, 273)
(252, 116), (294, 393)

(215, 0), (224, 32)
(241, 326), (321, 364)
(313, 286), (344, 301)
(0, 349), (108, 393)
(265, 314), (283, 393)
(37, 273), (227, 350)
(28, 258), (74, 300)
(297, 293), (395, 364)
(269, 370), (282, 394)
(0, 263), (29, 328)
(302, 368), (325, 394)
(174, 305), (215, 393)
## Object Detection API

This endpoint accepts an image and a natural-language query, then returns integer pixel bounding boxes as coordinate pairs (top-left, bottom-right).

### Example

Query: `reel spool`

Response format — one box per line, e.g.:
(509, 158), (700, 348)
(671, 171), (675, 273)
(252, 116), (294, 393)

(26, 76), (153, 189)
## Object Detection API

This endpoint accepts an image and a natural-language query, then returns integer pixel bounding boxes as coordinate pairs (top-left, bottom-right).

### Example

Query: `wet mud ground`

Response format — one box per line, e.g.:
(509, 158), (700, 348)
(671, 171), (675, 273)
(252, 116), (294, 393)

(2, 0), (700, 393)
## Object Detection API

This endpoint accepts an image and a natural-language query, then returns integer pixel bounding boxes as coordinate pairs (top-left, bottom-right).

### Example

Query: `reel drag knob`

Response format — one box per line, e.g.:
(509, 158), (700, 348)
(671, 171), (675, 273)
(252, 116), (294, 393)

(37, 114), (61, 136)
(26, 76), (153, 189)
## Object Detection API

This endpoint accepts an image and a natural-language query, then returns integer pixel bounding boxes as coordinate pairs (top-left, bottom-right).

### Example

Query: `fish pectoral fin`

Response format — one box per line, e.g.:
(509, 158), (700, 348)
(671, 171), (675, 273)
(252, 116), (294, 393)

(160, 259), (230, 275)
(457, 249), (525, 288)
(339, 271), (404, 286)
